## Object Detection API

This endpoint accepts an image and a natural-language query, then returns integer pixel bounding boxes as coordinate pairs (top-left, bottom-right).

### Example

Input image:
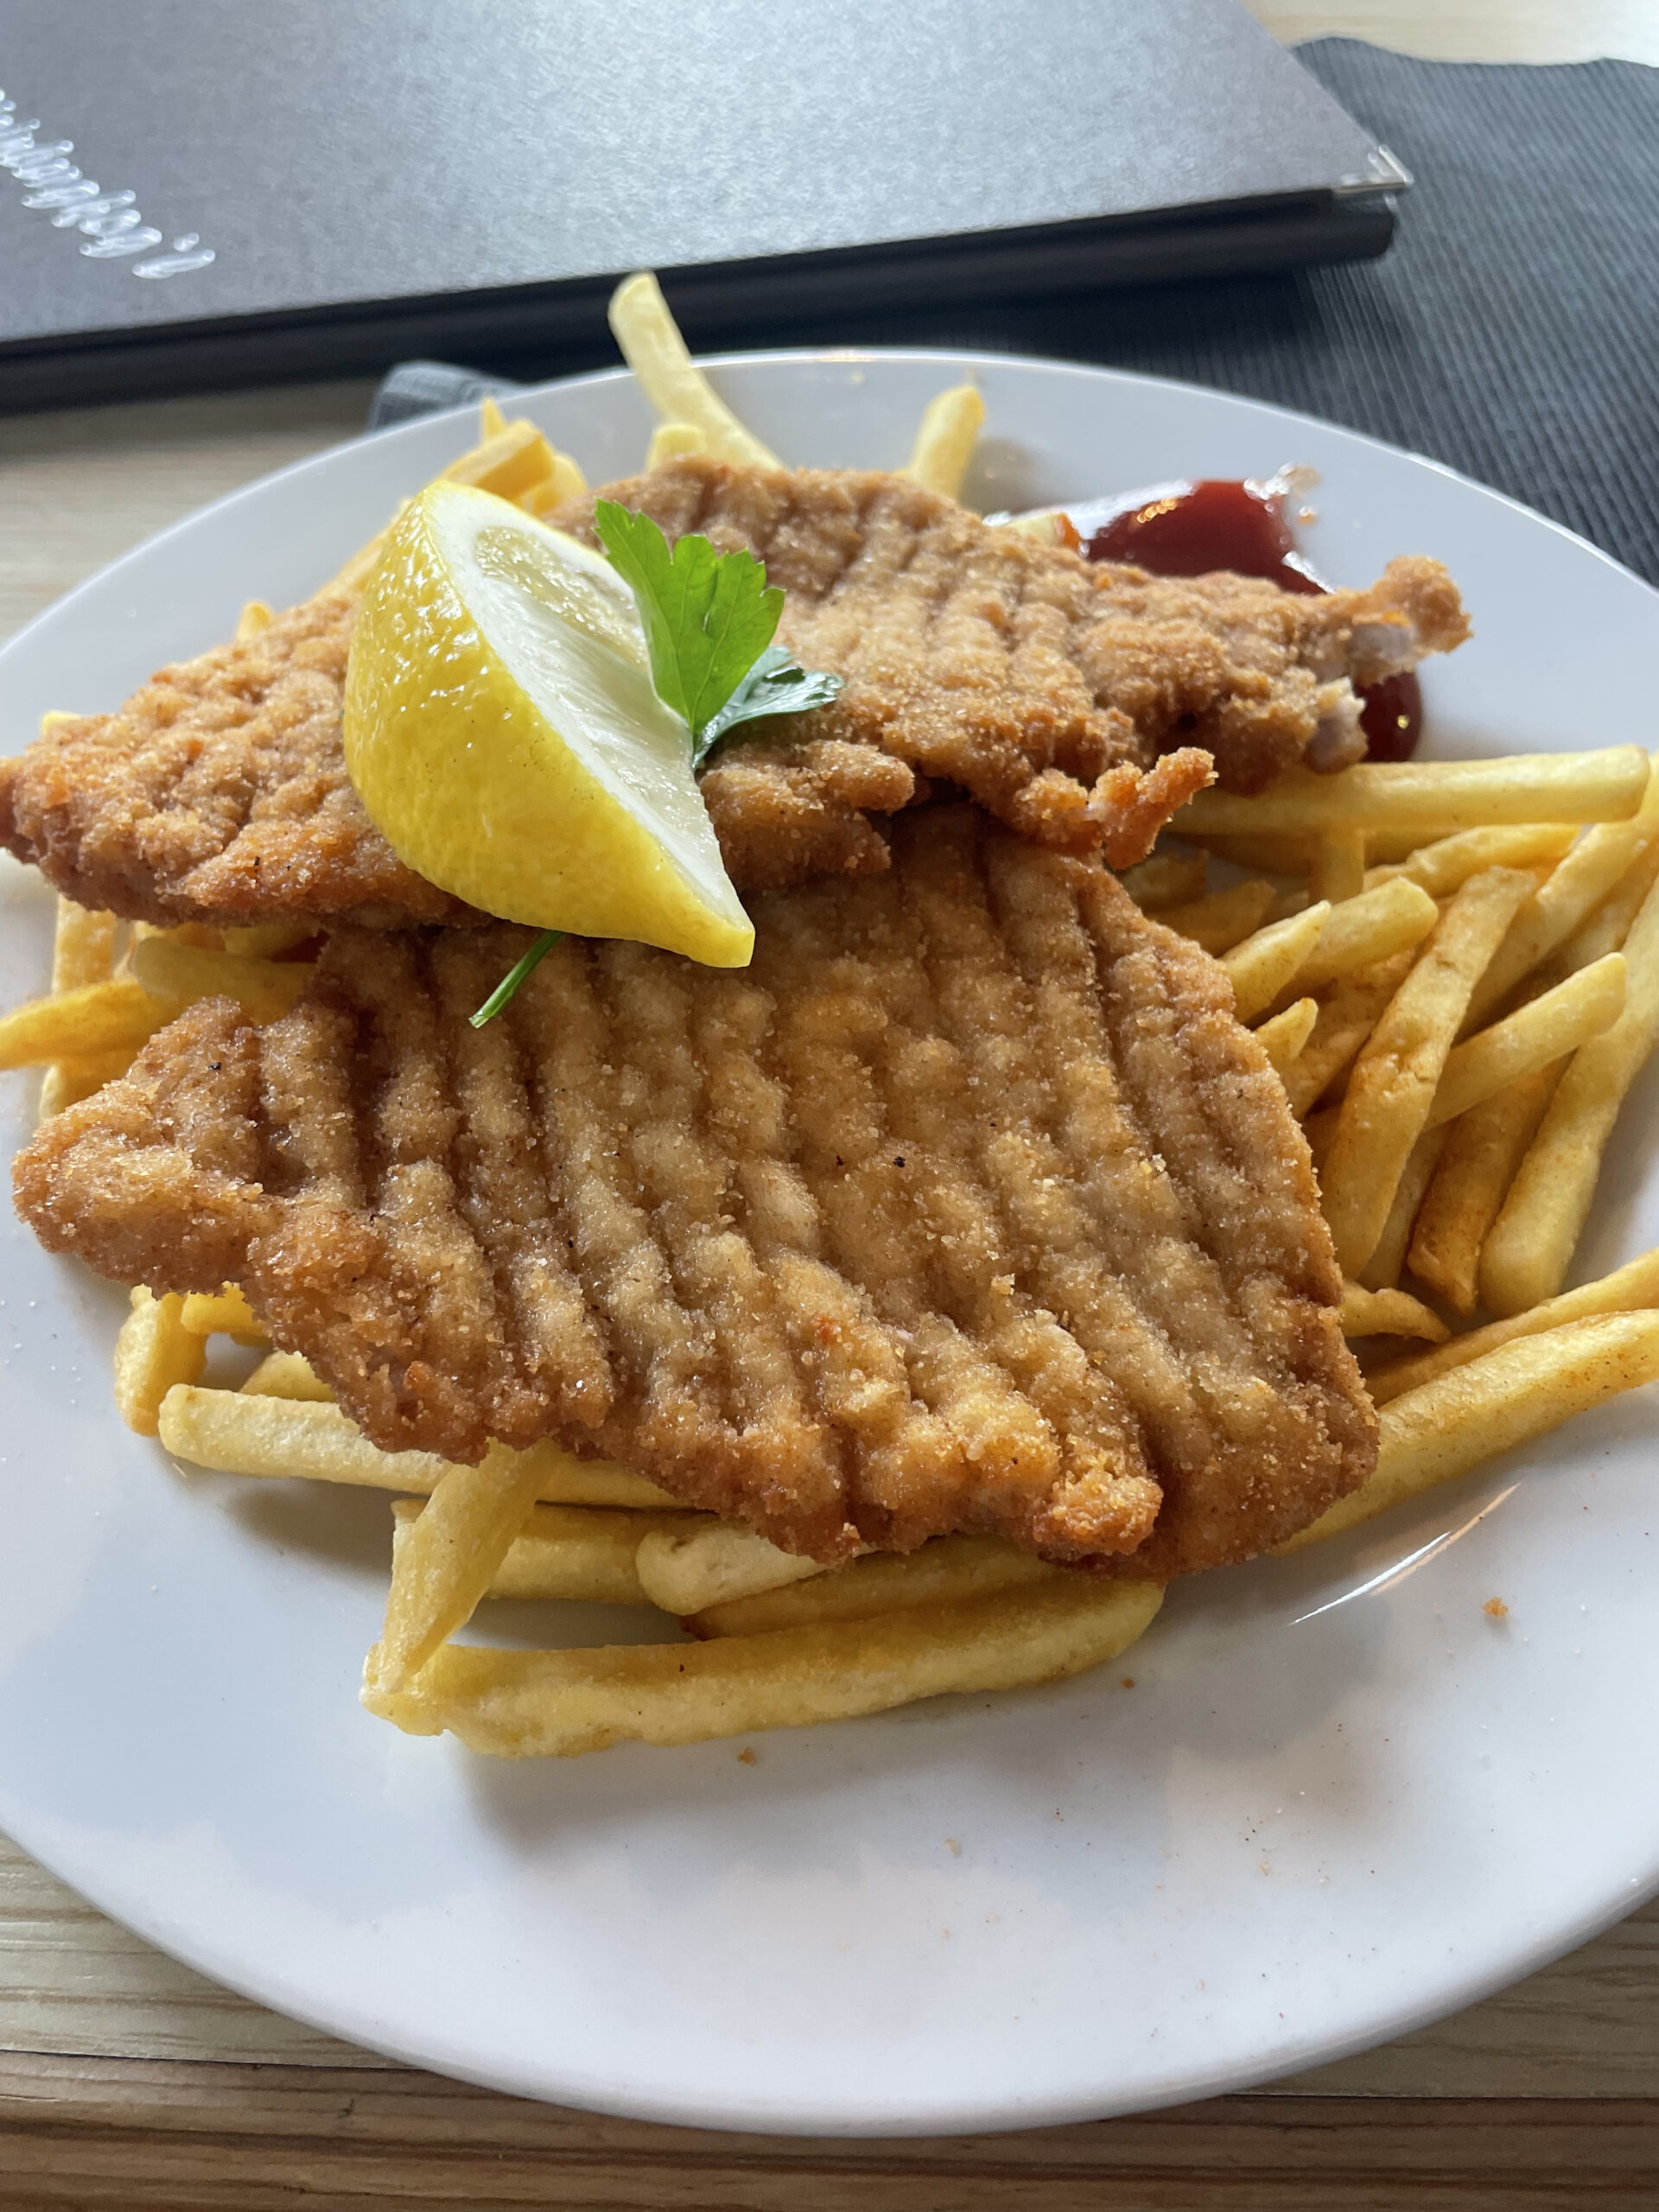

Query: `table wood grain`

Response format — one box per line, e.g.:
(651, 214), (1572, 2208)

(1247, 2), (1659, 64)
(3, 13), (1656, 2195)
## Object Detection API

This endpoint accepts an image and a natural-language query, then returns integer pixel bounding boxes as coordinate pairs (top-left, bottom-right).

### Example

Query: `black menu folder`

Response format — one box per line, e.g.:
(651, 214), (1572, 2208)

(0, 0), (1408, 410)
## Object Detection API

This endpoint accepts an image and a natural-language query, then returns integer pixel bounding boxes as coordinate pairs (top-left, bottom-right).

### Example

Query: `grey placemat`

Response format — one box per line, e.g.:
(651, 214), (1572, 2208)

(372, 41), (1659, 585)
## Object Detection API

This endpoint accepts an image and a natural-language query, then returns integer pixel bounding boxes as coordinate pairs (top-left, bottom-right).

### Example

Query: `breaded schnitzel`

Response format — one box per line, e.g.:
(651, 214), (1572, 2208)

(560, 459), (1468, 843)
(13, 809), (1376, 1576)
(0, 462), (1465, 927)
(0, 589), (475, 932)
(0, 582), (916, 930)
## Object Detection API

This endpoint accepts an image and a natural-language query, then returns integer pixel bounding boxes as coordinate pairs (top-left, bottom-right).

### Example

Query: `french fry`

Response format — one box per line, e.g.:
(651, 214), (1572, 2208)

(362, 1578), (1166, 1758)
(1357, 1124), (1448, 1293)
(367, 1449), (550, 1691)
(179, 1285), (265, 1344)
(1362, 828), (1458, 867)
(690, 1534), (1059, 1637)
(1280, 951), (1414, 1118)
(241, 1351), (334, 1402)
(1176, 747), (1650, 841)
(233, 599), (274, 641)
(1302, 1102), (1338, 1174)
(1155, 879), (1275, 953)
(0, 977), (174, 1070)
(607, 271), (781, 468)
(114, 1289), (207, 1437)
(1339, 1283), (1449, 1342)
(156, 1386), (678, 1506)
(903, 385), (986, 500)
(1406, 1065), (1562, 1316)
(635, 1522), (830, 1615)
(221, 923), (316, 960)
(518, 451), (589, 515)
(1481, 866), (1659, 1313)
(1537, 835), (1659, 982)
(644, 420), (706, 469)
(1320, 868), (1535, 1277)
(127, 937), (310, 1025)
(162, 1386), (453, 1488)
(454, 397), (591, 508)
(1284, 1311), (1659, 1549)
(41, 899), (126, 1118)
(1223, 901), (1330, 1024)
(1291, 876), (1440, 995)
(1415, 840), (1659, 1309)
(1461, 817), (1652, 1031)
(395, 1497), (705, 1607)
(497, 1506), (707, 1604)
(128, 919), (220, 953)
(1188, 830), (1314, 877)
(1366, 823), (1577, 899)
(51, 899), (118, 995)
(1116, 849), (1207, 912)
(1370, 1246), (1659, 1404)
(1254, 996), (1319, 1073)
(325, 409), (585, 595)
(995, 509), (1077, 550)
(441, 415), (565, 503)
(1311, 828), (1366, 905)
(38, 710), (79, 736)
(1428, 953), (1625, 1128)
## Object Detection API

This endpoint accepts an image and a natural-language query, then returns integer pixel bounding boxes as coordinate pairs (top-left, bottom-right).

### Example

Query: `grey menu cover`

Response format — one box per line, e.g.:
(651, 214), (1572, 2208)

(0, 0), (1402, 405)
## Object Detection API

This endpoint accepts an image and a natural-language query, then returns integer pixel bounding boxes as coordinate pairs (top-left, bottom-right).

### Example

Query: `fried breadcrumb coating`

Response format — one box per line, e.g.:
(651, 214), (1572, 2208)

(0, 462), (1466, 927)
(14, 810), (1375, 1576)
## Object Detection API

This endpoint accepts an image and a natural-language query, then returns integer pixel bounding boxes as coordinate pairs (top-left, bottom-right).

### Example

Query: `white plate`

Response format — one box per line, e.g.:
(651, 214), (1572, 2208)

(2, 352), (1657, 2138)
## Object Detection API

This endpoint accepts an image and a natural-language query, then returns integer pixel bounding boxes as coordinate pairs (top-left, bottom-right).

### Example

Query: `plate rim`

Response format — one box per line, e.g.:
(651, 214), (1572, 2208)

(1, 344), (1656, 2136)
(4, 343), (1653, 688)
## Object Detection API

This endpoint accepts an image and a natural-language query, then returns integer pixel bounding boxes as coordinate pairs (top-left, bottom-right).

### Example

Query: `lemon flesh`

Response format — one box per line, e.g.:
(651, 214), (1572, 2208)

(343, 480), (753, 965)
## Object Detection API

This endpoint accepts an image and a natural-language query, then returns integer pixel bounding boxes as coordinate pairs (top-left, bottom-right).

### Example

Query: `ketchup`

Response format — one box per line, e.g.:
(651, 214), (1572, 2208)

(1074, 478), (1422, 762)
(1084, 478), (1325, 594)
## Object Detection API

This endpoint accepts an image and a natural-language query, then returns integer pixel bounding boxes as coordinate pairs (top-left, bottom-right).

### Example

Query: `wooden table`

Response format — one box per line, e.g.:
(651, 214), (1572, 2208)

(4, 12), (1658, 2203)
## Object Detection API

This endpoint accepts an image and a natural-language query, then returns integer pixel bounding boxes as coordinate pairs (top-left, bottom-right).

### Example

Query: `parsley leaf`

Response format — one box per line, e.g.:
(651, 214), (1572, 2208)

(594, 502), (841, 760)
(691, 642), (845, 766)
(594, 500), (785, 737)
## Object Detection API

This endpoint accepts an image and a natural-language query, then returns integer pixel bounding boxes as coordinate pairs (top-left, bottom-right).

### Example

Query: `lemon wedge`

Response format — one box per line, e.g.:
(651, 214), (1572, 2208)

(342, 480), (753, 966)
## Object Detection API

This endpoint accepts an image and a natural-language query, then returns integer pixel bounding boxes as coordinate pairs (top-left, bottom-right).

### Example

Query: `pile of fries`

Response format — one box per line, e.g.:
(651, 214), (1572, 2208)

(7, 275), (1659, 1759)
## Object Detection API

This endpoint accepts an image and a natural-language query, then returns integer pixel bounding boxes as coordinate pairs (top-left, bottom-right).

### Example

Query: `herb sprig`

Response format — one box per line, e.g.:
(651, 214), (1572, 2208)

(471, 509), (841, 1026)
(469, 929), (563, 1027)
(594, 503), (842, 765)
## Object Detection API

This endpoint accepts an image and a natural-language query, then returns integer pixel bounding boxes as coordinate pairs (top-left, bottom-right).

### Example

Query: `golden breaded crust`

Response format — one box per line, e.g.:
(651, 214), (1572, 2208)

(14, 810), (1375, 1575)
(0, 583), (916, 930)
(698, 736), (915, 891)
(0, 462), (1466, 929)
(0, 591), (475, 931)
(556, 458), (1468, 809)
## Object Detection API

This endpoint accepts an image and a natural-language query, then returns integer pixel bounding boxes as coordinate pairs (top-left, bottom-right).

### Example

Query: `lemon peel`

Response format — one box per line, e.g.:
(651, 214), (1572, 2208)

(343, 482), (753, 967)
